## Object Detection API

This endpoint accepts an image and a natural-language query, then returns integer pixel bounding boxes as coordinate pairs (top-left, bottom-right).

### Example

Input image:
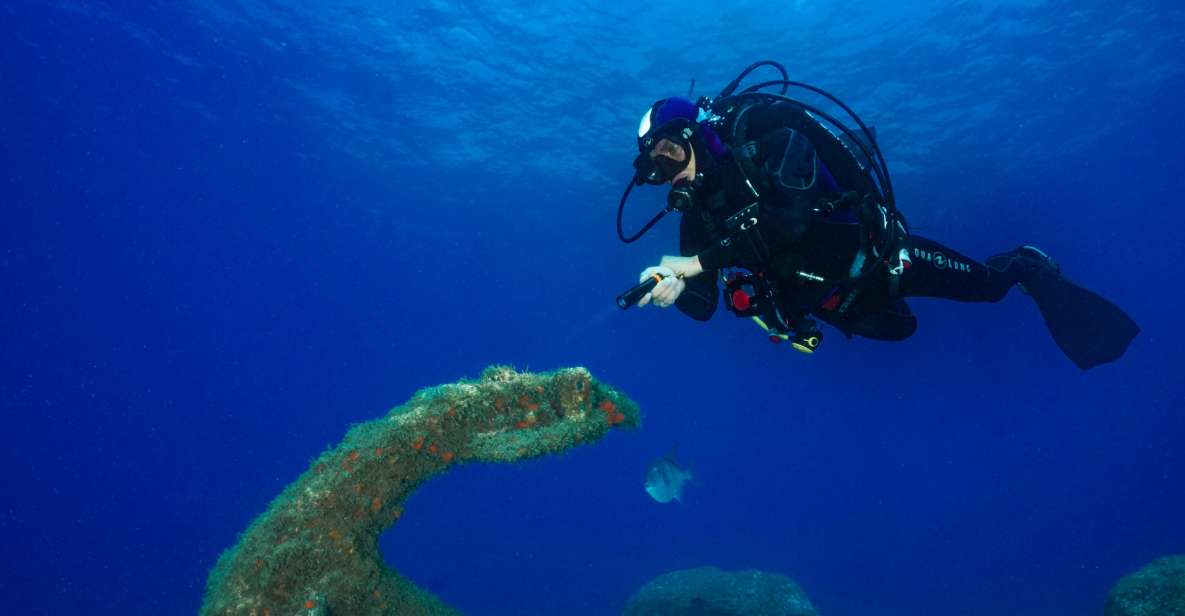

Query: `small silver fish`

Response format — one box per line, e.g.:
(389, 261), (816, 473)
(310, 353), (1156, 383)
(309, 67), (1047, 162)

(645, 453), (693, 504)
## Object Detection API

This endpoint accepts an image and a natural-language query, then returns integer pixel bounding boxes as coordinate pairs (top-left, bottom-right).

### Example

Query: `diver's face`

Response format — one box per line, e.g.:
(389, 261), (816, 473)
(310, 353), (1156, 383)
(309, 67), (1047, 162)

(648, 138), (695, 184)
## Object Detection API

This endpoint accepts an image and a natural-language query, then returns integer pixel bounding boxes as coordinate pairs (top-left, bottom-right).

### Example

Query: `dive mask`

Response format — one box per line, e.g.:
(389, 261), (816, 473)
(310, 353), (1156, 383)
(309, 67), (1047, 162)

(633, 114), (695, 185)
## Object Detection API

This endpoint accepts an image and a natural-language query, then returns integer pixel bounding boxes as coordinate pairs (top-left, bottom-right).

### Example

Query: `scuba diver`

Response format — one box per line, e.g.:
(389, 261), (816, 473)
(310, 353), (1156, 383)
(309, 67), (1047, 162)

(615, 61), (1138, 369)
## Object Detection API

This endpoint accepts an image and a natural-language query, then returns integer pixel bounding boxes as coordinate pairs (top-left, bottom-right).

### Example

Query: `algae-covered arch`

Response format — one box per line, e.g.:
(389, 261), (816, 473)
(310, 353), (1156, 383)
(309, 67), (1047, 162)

(201, 366), (639, 616)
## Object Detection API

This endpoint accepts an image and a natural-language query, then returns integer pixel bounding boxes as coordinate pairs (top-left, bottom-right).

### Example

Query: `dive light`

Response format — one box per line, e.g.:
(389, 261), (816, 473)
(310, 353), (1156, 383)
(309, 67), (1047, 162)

(616, 273), (666, 310)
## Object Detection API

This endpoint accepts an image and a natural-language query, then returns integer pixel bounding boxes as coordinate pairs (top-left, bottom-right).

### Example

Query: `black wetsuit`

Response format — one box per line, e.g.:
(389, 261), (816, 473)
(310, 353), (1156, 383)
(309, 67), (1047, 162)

(674, 101), (1029, 341)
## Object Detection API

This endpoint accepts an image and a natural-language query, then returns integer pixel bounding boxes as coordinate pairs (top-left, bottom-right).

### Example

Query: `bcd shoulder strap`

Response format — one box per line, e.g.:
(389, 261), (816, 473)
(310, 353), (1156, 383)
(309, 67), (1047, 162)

(724, 98), (772, 199)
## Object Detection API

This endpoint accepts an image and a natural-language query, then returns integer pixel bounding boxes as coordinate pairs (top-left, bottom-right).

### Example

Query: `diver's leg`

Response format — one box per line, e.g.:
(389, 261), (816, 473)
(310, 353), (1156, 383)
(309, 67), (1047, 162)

(897, 235), (1026, 302)
(900, 237), (1138, 368)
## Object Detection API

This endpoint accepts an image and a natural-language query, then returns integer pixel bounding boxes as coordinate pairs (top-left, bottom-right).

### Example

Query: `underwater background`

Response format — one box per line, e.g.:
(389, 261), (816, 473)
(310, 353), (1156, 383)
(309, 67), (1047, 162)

(3, 1), (1184, 614)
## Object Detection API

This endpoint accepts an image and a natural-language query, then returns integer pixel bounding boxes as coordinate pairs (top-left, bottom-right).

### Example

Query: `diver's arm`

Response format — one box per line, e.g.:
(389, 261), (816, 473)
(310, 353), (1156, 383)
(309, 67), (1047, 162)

(674, 263), (716, 321)
(675, 214), (719, 321)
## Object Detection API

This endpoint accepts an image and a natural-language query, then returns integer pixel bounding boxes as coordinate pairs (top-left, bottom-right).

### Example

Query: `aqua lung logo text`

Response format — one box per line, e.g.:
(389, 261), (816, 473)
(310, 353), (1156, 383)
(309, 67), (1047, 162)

(912, 248), (972, 273)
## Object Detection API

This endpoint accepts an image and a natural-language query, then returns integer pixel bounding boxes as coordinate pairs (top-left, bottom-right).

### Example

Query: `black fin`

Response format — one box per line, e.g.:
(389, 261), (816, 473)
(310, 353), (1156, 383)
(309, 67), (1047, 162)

(1022, 268), (1140, 369)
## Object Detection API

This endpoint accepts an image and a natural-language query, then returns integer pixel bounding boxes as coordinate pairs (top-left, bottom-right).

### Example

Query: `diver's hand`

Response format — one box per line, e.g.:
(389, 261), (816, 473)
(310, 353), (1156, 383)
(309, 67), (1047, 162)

(636, 266), (686, 308)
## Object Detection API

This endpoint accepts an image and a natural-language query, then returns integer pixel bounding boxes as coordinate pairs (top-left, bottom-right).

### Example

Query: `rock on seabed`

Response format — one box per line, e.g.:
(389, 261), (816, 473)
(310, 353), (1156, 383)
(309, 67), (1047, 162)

(1106, 555), (1185, 616)
(624, 566), (820, 616)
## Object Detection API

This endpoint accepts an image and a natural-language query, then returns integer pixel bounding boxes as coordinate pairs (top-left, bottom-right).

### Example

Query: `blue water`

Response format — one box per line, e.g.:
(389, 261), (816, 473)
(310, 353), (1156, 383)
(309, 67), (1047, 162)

(3, 1), (1184, 614)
